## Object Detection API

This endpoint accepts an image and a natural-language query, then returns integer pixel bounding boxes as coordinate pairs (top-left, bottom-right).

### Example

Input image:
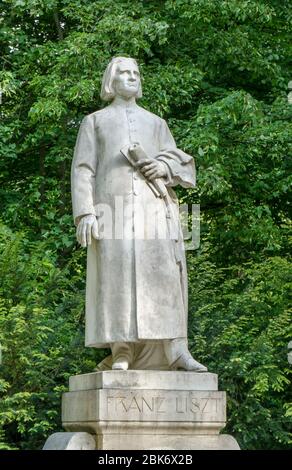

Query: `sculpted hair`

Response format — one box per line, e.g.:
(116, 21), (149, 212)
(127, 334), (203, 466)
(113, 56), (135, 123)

(100, 57), (142, 101)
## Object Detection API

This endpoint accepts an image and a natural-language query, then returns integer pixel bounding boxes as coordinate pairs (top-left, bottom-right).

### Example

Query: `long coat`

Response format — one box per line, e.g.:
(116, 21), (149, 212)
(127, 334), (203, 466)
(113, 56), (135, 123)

(71, 101), (196, 348)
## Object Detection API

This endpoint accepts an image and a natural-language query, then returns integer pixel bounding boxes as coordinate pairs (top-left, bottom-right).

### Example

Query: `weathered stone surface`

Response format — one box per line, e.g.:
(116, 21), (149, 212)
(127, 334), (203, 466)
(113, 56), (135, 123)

(62, 389), (226, 424)
(69, 370), (218, 392)
(42, 432), (96, 450)
(95, 432), (240, 450)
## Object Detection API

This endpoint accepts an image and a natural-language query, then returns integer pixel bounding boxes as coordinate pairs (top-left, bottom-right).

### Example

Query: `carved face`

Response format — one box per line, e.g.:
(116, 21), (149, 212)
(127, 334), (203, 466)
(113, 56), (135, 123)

(113, 60), (141, 99)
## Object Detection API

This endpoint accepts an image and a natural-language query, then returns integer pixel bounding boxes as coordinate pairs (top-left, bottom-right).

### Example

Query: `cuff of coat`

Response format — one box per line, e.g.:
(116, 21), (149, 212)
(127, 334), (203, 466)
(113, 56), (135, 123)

(74, 212), (96, 226)
(157, 157), (196, 188)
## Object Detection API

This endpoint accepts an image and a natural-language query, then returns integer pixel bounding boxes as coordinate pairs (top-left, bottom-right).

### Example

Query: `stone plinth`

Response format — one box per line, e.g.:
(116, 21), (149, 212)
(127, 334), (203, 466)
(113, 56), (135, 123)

(61, 371), (240, 450)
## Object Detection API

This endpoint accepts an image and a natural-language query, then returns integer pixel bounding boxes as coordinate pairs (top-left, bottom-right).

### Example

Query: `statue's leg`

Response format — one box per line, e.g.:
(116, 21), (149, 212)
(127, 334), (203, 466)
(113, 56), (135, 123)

(94, 342), (169, 371)
(163, 338), (208, 372)
(131, 341), (169, 370)
(110, 342), (134, 370)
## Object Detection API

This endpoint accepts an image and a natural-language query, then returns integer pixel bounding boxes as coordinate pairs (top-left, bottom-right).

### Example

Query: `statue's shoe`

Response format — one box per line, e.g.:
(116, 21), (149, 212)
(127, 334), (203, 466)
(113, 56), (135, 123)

(170, 352), (208, 372)
(112, 358), (129, 370)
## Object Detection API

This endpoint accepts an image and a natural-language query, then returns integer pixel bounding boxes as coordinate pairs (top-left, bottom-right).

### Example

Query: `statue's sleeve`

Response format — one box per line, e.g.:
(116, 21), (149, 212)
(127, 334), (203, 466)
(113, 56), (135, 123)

(71, 115), (98, 226)
(156, 119), (196, 188)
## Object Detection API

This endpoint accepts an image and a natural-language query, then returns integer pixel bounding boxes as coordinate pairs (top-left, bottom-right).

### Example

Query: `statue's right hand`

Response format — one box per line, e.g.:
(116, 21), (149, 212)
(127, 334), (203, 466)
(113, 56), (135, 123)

(76, 214), (99, 248)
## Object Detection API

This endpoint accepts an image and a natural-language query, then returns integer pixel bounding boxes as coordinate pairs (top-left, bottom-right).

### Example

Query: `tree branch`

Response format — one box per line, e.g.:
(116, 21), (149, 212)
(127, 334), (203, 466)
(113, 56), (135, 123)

(53, 10), (63, 41)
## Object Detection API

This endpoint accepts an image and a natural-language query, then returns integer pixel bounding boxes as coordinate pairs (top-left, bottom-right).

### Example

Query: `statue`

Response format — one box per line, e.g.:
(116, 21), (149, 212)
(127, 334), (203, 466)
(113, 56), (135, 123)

(71, 57), (207, 373)
(44, 56), (241, 452)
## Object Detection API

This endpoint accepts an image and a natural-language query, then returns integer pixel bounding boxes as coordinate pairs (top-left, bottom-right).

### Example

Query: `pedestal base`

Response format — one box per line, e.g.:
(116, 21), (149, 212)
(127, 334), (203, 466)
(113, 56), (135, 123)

(59, 370), (239, 450)
(96, 433), (239, 450)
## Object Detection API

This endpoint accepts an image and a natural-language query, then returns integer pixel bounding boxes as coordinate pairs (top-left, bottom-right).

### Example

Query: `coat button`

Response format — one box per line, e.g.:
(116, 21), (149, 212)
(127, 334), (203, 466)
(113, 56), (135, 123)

(133, 190), (139, 196)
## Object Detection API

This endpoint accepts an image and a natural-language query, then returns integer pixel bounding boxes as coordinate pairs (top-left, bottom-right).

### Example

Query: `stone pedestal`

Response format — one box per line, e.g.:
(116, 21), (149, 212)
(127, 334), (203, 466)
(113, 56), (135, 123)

(61, 371), (239, 450)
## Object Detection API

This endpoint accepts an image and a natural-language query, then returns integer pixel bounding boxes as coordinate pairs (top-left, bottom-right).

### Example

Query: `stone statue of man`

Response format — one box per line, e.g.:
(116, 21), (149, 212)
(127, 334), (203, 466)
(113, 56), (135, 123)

(71, 57), (207, 372)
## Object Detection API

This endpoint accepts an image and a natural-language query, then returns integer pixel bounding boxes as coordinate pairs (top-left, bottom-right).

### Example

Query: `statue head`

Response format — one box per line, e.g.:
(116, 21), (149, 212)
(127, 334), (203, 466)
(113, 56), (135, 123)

(100, 57), (142, 101)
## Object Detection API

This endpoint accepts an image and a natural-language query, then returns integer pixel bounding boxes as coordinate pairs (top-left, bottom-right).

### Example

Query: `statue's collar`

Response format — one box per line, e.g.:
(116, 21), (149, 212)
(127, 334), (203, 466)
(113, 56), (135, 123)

(109, 98), (139, 111)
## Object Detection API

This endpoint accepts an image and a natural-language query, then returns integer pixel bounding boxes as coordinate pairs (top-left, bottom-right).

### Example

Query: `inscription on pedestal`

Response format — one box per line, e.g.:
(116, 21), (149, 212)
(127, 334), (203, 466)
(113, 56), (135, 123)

(102, 391), (224, 421)
(62, 389), (226, 423)
(105, 395), (219, 416)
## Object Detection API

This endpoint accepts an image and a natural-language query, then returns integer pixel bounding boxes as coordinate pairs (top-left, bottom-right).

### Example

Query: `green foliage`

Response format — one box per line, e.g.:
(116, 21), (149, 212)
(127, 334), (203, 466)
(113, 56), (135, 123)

(0, 0), (291, 449)
(0, 224), (107, 449)
(187, 253), (292, 449)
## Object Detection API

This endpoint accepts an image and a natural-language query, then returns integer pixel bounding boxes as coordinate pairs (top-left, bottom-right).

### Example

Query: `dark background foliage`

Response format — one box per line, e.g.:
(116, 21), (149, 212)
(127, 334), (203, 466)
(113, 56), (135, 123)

(0, 0), (291, 449)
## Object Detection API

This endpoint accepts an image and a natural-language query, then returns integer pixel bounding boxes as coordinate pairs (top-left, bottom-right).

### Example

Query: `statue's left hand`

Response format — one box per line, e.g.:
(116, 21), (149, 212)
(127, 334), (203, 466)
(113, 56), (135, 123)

(136, 159), (167, 180)
(76, 214), (99, 248)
